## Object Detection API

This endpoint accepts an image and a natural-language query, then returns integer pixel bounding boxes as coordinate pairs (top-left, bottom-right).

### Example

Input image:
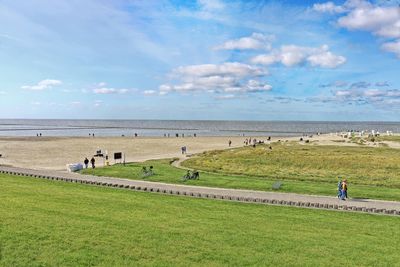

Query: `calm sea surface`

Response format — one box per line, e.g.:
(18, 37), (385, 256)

(0, 119), (400, 137)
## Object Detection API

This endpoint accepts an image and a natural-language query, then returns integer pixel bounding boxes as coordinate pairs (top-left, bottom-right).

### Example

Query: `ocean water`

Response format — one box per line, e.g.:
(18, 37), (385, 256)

(0, 119), (399, 137)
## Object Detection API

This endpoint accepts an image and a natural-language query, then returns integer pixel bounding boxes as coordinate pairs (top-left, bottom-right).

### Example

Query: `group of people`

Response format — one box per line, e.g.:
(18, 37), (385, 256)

(243, 138), (267, 147)
(337, 179), (348, 200)
(163, 133), (197, 137)
(84, 157), (96, 169)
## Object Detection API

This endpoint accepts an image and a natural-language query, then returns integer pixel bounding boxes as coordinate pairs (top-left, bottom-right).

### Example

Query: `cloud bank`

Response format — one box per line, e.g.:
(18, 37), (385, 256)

(313, 0), (400, 58)
(21, 79), (62, 91)
(159, 62), (271, 95)
(251, 44), (346, 68)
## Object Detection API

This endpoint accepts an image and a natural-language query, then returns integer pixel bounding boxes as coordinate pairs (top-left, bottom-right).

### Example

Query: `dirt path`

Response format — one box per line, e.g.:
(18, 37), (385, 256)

(1, 165), (399, 216)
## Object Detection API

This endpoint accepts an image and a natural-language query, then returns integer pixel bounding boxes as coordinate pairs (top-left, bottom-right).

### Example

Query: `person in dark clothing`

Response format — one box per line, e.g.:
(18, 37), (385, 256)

(90, 157), (95, 169)
(84, 157), (89, 169)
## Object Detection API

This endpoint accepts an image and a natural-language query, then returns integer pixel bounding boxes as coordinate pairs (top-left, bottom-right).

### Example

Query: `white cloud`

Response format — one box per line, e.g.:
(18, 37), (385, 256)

(214, 94), (237, 100)
(381, 40), (400, 58)
(22, 79), (62, 91)
(307, 50), (347, 68)
(245, 79), (272, 92)
(314, 1), (400, 58)
(94, 100), (103, 107)
(0, 91), (6, 95)
(364, 89), (386, 97)
(313, 2), (347, 13)
(214, 33), (274, 50)
(251, 54), (279, 65)
(319, 80), (349, 88)
(375, 81), (389, 87)
(332, 88), (400, 106)
(251, 45), (346, 68)
(198, 0), (224, 10)
(335, 90), (353, 97)
(174, 62), (267, 78)
(160, 62), (271, 95)
(337, 3), (400, 37)
(143, 90), (157, 95)
(93, 87), (130, 94)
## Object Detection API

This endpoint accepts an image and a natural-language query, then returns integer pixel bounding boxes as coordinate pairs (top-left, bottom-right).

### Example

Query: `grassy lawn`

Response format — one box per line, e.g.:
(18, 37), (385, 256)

(81, 143), (400, 201)
(1, 174), (399, 266)
(183, 142), (400, 187)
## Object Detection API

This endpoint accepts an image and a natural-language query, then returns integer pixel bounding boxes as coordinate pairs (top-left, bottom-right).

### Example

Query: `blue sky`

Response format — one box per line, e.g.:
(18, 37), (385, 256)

(1, 0), (400, 121)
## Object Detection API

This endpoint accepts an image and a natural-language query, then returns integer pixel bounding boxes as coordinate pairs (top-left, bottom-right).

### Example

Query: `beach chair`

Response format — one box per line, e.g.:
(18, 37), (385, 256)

(272, 181), (282, 190)
(141, 166), (154, 178)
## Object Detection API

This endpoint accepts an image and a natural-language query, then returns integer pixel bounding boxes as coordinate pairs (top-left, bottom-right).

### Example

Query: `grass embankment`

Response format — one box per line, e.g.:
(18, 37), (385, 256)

(183, 143), (400, 187)
(82, 143), (400, 201)
(351, 135), (400, 145)
(1, 174), (400, 266)
(375, 135), (400, 142)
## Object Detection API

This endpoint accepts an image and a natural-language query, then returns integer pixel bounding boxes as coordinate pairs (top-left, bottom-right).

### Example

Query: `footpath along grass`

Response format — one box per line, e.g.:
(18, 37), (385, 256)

(82, 159), (400, 202)
(1, 174), (400, 266)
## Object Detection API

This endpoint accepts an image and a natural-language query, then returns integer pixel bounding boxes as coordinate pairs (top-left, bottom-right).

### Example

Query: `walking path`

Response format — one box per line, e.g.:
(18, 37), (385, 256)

(1, 165), (399, 216)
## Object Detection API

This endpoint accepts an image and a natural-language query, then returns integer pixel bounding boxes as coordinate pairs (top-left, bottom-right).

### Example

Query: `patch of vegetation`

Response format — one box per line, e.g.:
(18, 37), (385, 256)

(373, 135), (400, 143)
(350, 137), (366, 145)
(182, 143), (400, 188)
(1, 174), (400, 266)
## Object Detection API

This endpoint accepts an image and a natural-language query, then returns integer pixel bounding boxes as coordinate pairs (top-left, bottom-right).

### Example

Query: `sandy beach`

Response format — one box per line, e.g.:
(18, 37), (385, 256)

(0, 136), (271, 170)
(0, 134), (397, 171)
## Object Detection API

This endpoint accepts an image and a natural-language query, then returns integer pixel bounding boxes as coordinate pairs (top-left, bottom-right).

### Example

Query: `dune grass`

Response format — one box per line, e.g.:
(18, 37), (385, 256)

(375, 135), (400, 142)
(1, 173), (400, 266)
(183, 142), (400, 188)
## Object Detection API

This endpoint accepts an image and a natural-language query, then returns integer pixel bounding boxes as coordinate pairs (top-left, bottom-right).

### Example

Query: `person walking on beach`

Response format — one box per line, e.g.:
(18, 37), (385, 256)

(90, 157), (95, 169)
(228, 140), (232, 147)
(181, 146), (187, 154)
(84, 157), (89, 169)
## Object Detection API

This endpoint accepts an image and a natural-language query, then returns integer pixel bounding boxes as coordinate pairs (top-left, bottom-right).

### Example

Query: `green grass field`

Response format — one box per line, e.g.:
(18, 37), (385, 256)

(81, 143), (400, 201)
(182, 143), (400, 188)
(1, 174), (399, 266)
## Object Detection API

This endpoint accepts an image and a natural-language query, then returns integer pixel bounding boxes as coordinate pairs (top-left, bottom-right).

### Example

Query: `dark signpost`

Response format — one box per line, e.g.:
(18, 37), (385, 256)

(114, 152), (124, 164)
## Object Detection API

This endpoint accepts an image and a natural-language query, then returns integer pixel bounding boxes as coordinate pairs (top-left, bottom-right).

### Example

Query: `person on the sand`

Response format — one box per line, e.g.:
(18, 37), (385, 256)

(90, 157), (95, 169)
(84, 157), (89, 169)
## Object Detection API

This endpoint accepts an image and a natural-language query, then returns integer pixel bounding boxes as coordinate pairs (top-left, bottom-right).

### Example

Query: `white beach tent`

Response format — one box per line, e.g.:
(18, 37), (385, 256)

(66, 163), (83, 172)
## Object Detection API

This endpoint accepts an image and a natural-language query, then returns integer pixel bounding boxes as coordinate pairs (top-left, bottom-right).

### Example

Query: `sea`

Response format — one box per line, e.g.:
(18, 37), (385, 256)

(1, 119), (400, 137)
